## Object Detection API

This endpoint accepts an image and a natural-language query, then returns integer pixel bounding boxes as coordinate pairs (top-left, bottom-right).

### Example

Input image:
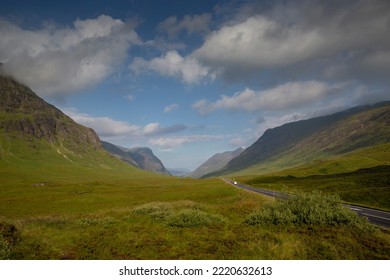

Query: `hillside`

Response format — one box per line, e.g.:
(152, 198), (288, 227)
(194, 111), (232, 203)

(0, 75), (157, 184)
(206, 102), (390, 177)
(102, 141), (171, 175)
(0, 76), (100, 149)
(190, 148), (243, 178)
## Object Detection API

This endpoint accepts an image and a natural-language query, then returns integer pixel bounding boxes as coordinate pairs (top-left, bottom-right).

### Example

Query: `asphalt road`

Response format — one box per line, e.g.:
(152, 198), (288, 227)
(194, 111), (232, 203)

(223, 178), (390, 228)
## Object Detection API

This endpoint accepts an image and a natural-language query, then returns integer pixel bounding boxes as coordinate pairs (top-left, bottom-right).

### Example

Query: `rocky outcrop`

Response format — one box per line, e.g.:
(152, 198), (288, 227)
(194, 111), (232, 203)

(0, 75), (101, 150)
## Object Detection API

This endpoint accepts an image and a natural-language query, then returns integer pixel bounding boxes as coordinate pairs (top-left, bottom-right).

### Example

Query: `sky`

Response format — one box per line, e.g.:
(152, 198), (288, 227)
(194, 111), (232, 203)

(1, 0), (390, 171)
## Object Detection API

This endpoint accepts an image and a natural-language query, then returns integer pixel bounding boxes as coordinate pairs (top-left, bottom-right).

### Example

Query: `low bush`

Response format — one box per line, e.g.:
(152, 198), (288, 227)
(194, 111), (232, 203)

(132, 201), (226, 228)
(0, 234), (11, 260)
(0, 222), (19, 260)
(165, 209), (226, 228)
(244, 193), (370, 228)
(132, 202), (172, 222)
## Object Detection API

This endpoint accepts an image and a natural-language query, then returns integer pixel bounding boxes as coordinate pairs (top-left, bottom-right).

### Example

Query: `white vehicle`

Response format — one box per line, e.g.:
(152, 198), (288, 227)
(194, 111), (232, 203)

(233, 181), (238, 185)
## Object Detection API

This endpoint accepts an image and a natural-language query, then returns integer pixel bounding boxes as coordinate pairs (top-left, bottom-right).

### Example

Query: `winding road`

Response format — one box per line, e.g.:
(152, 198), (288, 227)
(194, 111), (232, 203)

(223, 178), (390, 228)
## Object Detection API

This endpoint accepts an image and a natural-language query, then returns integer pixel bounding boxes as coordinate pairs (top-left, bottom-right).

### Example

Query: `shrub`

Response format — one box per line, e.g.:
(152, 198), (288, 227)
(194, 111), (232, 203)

(244, 192), (369, 227)
(132, 201), (226, 228)
(165, 209), (226, 228)
(132, 202), (171, 215)
(0, 234), (11, 260)
(245, 202), (296, 225)
(0, 222), (19, 245)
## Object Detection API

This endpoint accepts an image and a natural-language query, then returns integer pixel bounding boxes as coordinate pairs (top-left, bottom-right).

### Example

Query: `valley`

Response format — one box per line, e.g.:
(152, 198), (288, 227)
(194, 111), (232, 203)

(1, 75), (390, 260)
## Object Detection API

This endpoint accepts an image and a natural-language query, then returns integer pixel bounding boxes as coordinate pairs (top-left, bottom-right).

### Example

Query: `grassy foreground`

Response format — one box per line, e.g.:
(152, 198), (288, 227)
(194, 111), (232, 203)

(1, 175), (390, 260)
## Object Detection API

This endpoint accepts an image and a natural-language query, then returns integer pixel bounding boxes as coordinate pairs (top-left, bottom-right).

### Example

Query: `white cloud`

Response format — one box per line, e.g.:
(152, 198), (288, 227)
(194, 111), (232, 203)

(149, 135), (224, 149)
(193, 14), (343, 76)
(193, 81), (345, 114)
(158, 13), (212, 37)
(0, 15), (140, 96)
(163, 103), (179, 113)
(149, 137), (191, 149)
(193, 0), (390, 82)
(143, 122), (186, 136)
(192, 99), (215, 116)
(229, 136), (246, 148)
(143, 123), (161, 135)
(130, 50), (216, 84)
(64, 109), (187, 140)
(64, 108), (141, 138)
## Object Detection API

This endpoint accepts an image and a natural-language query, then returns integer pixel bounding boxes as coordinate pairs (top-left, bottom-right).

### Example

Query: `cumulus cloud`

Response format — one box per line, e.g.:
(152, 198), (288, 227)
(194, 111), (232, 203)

(64, 108), (141, 138)
(158, 13), (212, 37)
(0, 15), (140, 96)
(193, 0), (390, 83)
(193, 81), (346, 114)
(64, 108), (187, 140)
(130, 50), (216, 84)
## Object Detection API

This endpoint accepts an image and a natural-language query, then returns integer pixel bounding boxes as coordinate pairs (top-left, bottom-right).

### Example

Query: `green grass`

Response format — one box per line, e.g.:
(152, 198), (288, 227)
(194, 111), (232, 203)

(239, 165), (390, 211)
(227, 143), (390, 178)
(1, 133), (390, 259)
(228, 143), (390, 210)
(1, 175), (390, 260)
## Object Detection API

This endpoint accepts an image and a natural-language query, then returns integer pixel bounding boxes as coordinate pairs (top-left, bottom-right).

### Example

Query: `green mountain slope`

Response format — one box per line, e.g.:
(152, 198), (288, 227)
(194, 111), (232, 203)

(0, 75), (158, 185)
(189, 148), (244, 178)
(207, 102), (390, 177)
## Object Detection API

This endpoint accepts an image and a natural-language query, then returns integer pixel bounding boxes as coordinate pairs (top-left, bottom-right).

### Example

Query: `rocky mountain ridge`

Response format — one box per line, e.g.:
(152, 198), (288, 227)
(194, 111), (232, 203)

(101, 141), (171, 175)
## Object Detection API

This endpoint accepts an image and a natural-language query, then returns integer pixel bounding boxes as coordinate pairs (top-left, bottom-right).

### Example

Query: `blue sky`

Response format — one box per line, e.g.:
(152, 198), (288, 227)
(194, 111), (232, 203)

(1, 0), (390, 170)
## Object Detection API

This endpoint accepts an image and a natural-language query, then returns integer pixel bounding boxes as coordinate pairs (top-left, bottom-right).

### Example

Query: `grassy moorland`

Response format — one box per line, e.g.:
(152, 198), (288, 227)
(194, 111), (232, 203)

(1, 171), (390, 259)
(234, 144), (390, 211)
(0, 130), (390, 259)
(227, 142), (390, 178)
(240, 165), (390, 211)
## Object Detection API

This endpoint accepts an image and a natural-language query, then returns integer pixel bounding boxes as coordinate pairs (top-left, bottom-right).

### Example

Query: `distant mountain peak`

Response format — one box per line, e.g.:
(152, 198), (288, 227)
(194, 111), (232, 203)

(101, 141), (171, 175)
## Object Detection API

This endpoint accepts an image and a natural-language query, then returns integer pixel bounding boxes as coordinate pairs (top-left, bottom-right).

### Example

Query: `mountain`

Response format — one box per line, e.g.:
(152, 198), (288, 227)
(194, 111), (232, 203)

(0, 75), (155, 184)
(167, 168), (191, 177)
(0, 75), (100, 150)
(189, 148), (244, 178)
(101, 141), (171, 175)
(205, 101), (390, 177)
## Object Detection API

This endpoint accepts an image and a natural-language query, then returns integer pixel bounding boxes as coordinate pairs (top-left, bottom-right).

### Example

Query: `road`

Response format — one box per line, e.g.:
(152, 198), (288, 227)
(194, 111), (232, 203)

(223, 178), (390, 228)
